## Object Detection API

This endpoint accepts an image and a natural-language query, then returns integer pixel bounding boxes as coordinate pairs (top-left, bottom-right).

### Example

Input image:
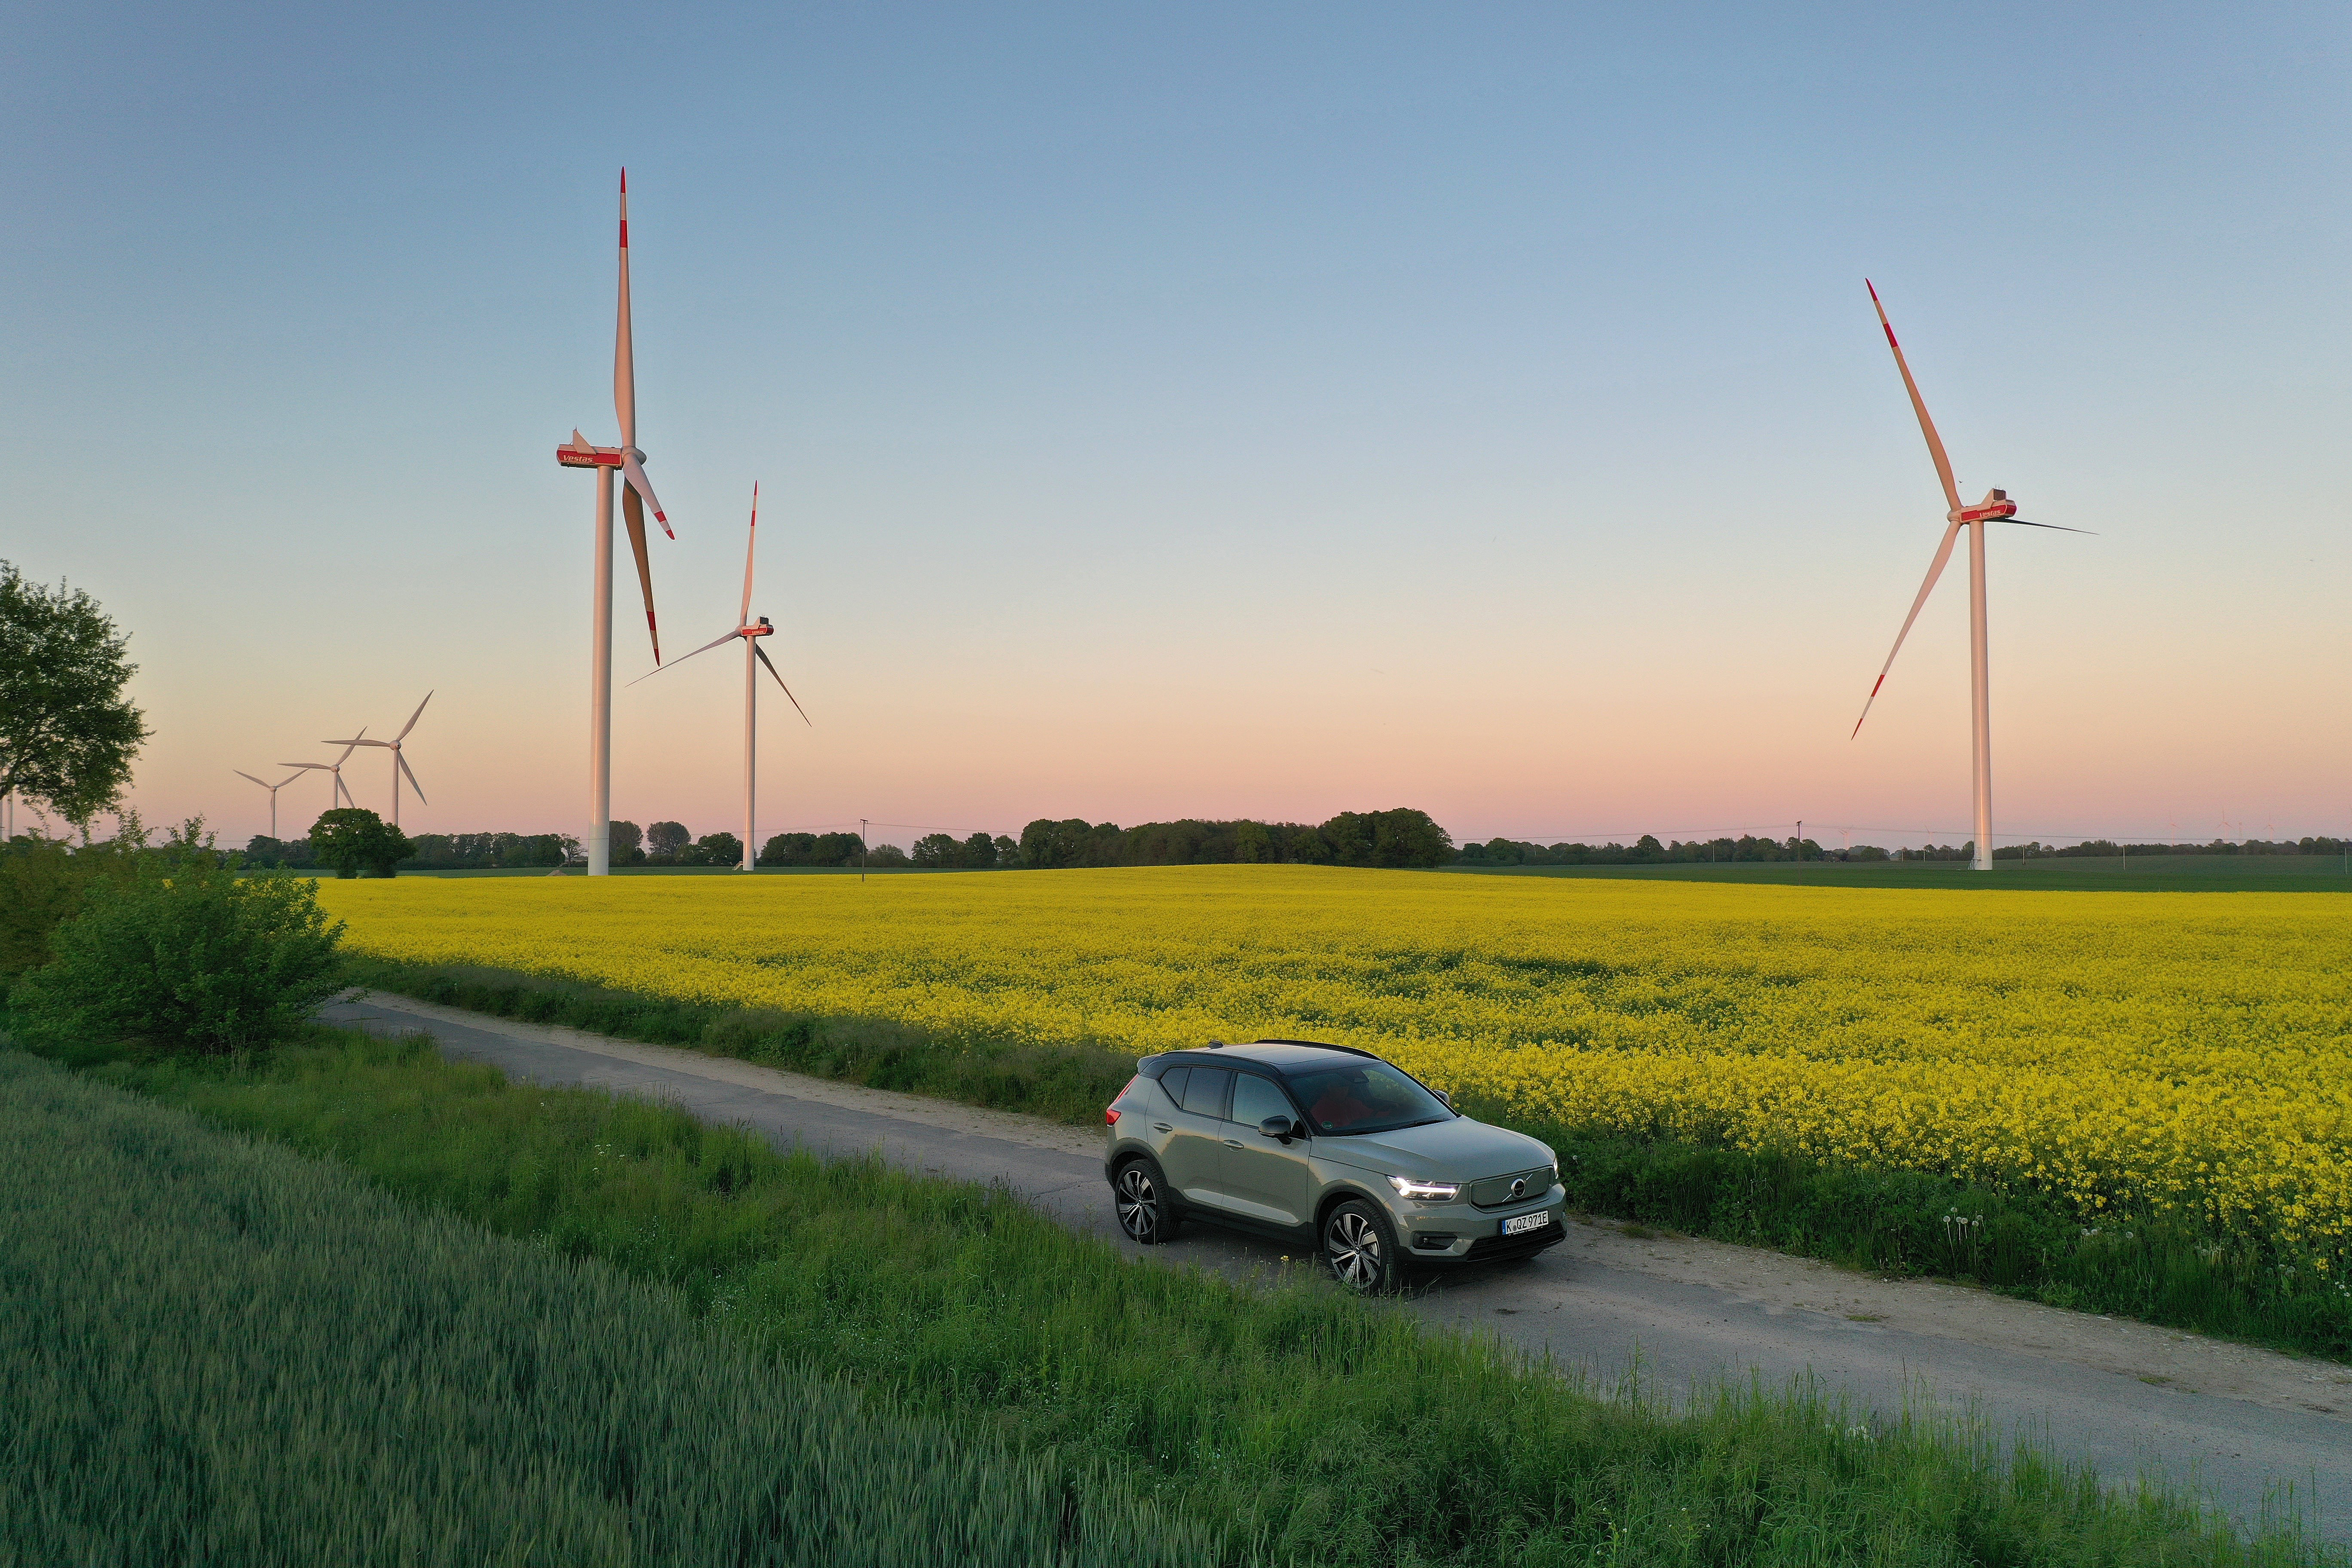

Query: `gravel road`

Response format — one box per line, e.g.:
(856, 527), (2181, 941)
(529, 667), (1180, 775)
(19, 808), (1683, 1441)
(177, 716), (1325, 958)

(323, 991), (2351, 1541)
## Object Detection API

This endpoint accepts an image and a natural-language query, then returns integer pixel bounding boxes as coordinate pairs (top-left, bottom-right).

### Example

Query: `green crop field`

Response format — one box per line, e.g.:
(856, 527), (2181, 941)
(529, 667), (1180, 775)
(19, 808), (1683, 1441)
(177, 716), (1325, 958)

(0, 1048), (1202, 1568)
(33, 1026), (2341, 1568)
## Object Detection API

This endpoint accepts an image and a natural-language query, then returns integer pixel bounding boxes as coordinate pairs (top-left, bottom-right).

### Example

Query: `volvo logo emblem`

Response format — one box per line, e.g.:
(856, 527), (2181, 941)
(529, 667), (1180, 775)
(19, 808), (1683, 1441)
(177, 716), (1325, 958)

(1508, 1177), (1526, 1199)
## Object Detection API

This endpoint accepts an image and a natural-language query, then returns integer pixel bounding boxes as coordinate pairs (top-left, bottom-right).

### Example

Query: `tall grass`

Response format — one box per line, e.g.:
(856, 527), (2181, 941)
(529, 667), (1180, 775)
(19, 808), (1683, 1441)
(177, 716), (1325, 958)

(78, 1026), (2343, 1568)
(350, 955), (2352, 1361)
(0, 1049), (1210, 1567)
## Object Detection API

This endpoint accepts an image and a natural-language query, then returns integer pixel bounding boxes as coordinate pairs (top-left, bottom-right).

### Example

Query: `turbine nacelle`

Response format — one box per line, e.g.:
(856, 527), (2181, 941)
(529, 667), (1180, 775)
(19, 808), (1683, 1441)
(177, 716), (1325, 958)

(1951, 489), (2018, 524)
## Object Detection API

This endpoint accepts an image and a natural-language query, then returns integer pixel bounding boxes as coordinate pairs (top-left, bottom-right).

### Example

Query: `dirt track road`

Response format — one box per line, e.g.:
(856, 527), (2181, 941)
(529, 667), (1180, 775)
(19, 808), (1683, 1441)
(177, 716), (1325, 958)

(325, 992), (2351, 1540)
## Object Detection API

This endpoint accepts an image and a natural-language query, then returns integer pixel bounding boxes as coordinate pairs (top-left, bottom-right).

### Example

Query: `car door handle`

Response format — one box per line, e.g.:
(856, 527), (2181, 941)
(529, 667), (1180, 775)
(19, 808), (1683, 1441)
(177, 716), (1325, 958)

(1222, 1139), (1244, 1148)
(1152, 1122), (1173, 1133)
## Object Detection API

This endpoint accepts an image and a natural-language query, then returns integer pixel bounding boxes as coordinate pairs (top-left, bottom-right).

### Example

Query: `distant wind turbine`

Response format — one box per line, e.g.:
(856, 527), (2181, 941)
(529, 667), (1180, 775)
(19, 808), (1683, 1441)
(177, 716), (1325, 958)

(1849, 281), (2090, 872)
(233, 769), (304, 839)
(327, 691), (432, 828)
(556, 169), (677, 876)
(634, 484), (809, 870)
(281, 730), (367, 814)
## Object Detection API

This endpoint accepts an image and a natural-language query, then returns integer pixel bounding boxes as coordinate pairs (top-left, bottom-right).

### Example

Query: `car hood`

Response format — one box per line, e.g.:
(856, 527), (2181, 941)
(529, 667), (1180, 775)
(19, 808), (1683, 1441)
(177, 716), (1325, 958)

(1315, 1116), (1554, 1185)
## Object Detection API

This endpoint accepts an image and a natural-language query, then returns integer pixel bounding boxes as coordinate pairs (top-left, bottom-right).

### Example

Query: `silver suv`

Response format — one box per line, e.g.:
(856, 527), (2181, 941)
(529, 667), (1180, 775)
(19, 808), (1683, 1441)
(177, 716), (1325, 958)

(1103, 1040), (1565, 1291)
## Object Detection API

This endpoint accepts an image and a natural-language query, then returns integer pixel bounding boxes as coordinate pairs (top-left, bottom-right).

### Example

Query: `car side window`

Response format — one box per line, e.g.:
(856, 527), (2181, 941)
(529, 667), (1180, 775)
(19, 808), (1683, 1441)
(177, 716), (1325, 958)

(1177, 1067), (1231, 1118)
(1229, 1072), (1293, 1128)
(1156, 1066), (1190, 1107)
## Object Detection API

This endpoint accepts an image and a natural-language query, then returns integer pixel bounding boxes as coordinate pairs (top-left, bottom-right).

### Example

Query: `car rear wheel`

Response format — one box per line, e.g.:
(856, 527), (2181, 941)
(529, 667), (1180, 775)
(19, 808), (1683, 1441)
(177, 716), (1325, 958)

(1323, 1198), (1401, 1292)
(1112, 1158), (1181, 1245)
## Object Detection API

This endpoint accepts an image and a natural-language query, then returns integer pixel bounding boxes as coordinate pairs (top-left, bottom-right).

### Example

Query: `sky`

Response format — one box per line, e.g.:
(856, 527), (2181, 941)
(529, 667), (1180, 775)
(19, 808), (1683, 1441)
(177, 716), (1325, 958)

(5, 2), (2347, 851)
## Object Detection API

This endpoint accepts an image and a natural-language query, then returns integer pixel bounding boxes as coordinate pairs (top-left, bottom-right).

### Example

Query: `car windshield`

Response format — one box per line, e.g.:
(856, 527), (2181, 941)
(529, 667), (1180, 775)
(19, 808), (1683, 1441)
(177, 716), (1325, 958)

(1286, 1061), (1451, 1135)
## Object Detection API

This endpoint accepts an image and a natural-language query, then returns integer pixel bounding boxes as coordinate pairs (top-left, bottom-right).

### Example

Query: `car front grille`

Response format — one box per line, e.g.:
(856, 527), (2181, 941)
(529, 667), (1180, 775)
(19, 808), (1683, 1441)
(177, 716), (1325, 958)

(1468, 1167), (1553, 1209)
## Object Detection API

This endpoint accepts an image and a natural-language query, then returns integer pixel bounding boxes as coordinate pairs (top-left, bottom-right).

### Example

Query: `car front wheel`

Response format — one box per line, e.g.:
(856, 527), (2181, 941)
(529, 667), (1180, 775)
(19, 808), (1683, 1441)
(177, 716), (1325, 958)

(1323, 1198), (1401, 1292)
(1112, 1158), (1181, 1245)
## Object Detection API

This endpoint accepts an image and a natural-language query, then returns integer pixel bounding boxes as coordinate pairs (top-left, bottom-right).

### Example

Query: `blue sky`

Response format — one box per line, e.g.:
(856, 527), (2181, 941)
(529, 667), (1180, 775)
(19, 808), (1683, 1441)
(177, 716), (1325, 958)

(6, 3), (2346, 848)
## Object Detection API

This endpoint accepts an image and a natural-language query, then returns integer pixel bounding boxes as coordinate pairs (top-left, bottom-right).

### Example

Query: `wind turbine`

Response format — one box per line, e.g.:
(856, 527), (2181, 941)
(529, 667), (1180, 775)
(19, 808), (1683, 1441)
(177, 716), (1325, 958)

(556, 168), (675, 876)
(233, 769), (304, 839)
(327, 692), (432, 828)
(634, 483), (809, 870)
(281, 730), (367, 815)
(1849, 281), (2088, 872)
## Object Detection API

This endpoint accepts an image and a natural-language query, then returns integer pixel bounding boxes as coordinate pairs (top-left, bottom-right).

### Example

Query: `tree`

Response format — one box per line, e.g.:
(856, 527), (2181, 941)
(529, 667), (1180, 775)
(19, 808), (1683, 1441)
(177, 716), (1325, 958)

(695, 831), (743, 867)
(962, 831), (998, 868)
(0, 561), (151, 822)
(310, 808), (413, 878)
(910, 833), (962, 868)
(646, 821), (691, 861)
(609, 820), (645, 864)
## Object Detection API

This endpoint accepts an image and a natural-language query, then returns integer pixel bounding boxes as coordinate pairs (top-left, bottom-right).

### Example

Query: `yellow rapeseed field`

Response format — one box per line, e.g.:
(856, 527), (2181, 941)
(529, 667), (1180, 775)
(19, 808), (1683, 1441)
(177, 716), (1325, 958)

(318, 866), (2352, 1262)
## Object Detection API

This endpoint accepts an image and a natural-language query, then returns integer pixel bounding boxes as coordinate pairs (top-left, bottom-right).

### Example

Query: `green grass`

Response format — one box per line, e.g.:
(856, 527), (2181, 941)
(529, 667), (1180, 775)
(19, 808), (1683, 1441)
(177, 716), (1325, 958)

(0, 1047), (1205, 1567)
(1441, 858), (2352, 892)
(346, 954), (2352, 1363)
(48, 1026), (2346, 1568)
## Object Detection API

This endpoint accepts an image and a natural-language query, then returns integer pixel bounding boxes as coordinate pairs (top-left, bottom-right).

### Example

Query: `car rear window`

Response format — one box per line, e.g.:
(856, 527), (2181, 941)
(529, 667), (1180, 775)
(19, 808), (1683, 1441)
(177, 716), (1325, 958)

(1177, 1067), (1231, 1118)
(1156, 1066), (1190, 1105)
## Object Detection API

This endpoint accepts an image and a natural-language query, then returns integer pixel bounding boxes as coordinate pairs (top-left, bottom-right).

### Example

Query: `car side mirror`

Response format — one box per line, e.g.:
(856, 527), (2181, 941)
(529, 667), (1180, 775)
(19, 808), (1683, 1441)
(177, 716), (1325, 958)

(1433, 1089), (1453, 1109)
(1258, 1114), (1297, 1142)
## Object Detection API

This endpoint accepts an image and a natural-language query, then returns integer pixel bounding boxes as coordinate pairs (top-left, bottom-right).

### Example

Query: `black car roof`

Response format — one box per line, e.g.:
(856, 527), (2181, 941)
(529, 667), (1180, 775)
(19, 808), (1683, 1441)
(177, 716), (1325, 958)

(1142, 1039), (1384, 1077)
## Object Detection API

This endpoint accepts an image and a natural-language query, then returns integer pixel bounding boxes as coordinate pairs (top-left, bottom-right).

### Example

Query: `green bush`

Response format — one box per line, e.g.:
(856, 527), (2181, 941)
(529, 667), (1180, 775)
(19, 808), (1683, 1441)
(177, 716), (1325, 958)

(12, 823), (345, 1054)
(0, 825), (144, 998)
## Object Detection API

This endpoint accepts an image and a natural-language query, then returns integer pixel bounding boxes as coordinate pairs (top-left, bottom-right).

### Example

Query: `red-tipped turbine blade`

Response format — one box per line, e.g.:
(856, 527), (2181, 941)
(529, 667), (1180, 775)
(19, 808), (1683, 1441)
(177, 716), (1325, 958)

(621, 485), (662, 664)
(615, 170), (635, 452)
(1852, 518), (1965, 738)
(739, 481), (758, 628)
(753, 643), (812, 726)
(1865, 281), (1963, 516)
(620, 453), (671, 539)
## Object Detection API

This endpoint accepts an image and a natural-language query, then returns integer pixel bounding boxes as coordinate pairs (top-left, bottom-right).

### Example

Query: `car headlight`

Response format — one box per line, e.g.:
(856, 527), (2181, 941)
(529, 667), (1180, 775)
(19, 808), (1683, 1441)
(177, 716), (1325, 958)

(1387, 1175), (1461, 1201)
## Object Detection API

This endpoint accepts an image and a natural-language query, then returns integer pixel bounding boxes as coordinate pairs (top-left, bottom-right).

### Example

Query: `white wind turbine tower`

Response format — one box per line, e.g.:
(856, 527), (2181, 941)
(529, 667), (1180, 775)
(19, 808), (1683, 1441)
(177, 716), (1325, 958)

(233, 769), (304, 839)
(327, 692), (432, 828)
(636, 484), (809, 871)
(281, 730), (367, 813)
(556, 169), (676, 876)
(1850, 281), (2089, 871)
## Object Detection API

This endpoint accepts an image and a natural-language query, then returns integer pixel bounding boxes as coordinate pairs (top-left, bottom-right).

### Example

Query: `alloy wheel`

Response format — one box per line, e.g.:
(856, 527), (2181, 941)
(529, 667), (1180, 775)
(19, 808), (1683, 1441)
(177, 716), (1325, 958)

(1115, 1164), (1160, 1243)
(1326, 1207), (1384, 1289)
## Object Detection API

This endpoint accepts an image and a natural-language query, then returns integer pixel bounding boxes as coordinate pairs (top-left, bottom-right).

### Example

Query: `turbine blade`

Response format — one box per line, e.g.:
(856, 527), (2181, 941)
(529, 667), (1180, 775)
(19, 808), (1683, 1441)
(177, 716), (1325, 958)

(235, 770), (269, 788)
(754, 643), (812, 726)
(620, 453), (671, 539)
(276, 763), (328, 772)
(397, 690), (433, 740)
(335, 727), (368, 764)
(739, 481), (758, 628)
(622, 485), (662, 664)
(1852, 518), (1965, 739)
(276, 773), (304, 789)
(398, 751), (427, 805)
(1865, 281), (1963, 515)
(614, 169), (635, 452)
(627, 626), (738, 684)
(325, 738), (391, 748)
(2000, 518), (2097, 534)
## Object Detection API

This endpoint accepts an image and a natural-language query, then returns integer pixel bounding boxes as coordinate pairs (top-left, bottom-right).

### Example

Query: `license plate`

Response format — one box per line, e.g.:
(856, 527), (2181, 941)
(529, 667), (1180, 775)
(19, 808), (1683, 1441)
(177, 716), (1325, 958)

(1501, 1211), (1548, 1237)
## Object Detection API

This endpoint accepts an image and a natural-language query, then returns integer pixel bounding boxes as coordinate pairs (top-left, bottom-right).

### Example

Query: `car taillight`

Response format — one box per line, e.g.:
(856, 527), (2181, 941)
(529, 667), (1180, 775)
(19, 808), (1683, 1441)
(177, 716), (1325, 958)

(1104, 1107), (1121, 1126)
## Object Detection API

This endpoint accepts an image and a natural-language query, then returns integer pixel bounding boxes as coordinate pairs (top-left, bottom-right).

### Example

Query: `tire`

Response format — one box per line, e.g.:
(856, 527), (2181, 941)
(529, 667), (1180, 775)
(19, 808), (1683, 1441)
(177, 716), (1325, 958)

(1112, 1158), (1182, 1246)
(1322, 1198), (1402, 1292)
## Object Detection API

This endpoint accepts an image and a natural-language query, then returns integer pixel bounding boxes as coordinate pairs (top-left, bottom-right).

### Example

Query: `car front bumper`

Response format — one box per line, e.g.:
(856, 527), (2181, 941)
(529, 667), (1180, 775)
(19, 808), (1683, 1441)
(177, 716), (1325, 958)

(1390, 1186), (1568, 1263)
